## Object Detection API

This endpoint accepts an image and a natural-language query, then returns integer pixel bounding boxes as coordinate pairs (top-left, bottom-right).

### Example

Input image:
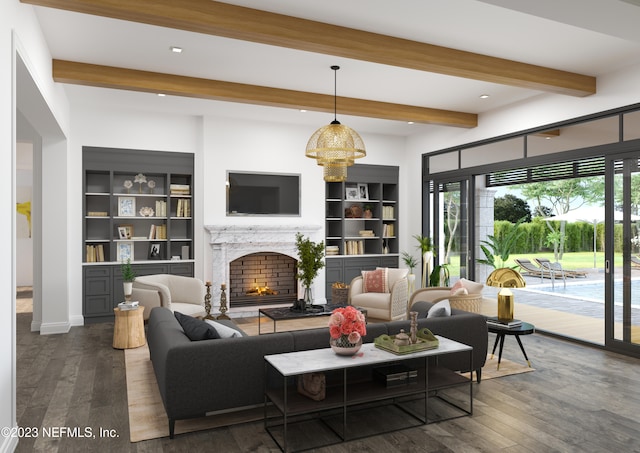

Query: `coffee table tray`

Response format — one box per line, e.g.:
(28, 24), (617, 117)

(374, 328), (439, 355)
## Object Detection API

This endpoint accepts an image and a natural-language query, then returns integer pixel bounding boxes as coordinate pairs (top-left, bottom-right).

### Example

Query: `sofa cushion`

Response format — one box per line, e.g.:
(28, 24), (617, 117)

(205, 320), (243, 338)
(362, 268), (388, 293)
(427, 300), (451, 318)
(174, 312), (220, 341)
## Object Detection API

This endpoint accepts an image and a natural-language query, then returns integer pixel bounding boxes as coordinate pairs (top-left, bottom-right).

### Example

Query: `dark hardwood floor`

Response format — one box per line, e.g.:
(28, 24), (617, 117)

(14, 311), (640, 452)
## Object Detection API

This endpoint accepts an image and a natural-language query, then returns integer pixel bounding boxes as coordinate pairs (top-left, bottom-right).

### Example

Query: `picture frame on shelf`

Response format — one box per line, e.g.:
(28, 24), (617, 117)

(148, 242), (162, 260)
(358, 183), (369, 200)
(117, 225), (133, 239)
(117, 241), (134, 262)
(345, 184), (359, 200)
(118, 196), (136, 217)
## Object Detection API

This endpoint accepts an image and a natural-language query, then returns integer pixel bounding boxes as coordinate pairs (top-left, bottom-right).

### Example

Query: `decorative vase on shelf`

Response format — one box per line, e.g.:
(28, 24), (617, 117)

(330, 336), (363, 356)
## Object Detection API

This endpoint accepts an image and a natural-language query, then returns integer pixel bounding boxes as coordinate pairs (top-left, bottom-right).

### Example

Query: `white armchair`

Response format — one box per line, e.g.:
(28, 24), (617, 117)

(131, 274), (206, 320)
(348, 268), (409, 321)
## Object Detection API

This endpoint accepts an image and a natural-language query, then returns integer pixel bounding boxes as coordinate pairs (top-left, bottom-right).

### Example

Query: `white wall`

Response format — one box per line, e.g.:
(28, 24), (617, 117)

(69, 111), (407, 307)
(3, 1), (70, 451)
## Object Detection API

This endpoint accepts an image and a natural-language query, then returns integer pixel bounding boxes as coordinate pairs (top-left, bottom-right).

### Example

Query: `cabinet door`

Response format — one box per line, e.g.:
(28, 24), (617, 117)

(169, 262), (194, 276)
(379, 256), (399, 268)
(343, 257), (380, 285)
(84, 295), (112, 317)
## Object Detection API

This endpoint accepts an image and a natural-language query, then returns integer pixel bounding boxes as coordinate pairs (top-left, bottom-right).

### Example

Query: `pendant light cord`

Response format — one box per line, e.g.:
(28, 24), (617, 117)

(331, 65), (340, 124)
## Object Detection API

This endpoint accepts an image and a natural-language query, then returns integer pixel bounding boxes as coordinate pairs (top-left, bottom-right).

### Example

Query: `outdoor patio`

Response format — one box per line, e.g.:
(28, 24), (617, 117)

(478, 268), (640, 345)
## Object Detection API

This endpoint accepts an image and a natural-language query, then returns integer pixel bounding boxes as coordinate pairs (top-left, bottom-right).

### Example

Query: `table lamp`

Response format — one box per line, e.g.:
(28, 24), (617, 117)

(486, 268), (526, 322)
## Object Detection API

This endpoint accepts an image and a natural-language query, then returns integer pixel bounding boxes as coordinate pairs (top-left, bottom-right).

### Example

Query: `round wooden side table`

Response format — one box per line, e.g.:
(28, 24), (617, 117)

(113, 306), (146, 349)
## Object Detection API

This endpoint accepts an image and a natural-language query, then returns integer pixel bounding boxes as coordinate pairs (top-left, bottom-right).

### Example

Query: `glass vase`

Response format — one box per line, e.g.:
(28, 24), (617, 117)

(303, 285), (313, 311)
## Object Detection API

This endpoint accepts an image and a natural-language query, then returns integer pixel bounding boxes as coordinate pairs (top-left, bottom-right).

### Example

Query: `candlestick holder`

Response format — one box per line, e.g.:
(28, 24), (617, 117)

(203, 282), (215, 320)
(217, 283), (230, 320)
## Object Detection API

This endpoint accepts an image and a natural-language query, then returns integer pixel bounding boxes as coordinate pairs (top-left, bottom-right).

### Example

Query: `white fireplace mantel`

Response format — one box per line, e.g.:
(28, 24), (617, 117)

(205, 224), (322, 307)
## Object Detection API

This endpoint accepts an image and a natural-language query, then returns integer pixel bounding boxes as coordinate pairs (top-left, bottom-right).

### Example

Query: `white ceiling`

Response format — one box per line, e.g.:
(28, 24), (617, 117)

(32, 0), (640, 136)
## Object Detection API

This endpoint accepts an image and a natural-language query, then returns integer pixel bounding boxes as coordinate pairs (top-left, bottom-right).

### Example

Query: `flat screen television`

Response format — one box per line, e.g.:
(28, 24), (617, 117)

(226, 171), (301, 216)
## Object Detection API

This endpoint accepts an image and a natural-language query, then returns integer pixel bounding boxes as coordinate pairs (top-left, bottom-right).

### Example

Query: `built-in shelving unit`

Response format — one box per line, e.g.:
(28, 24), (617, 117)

(82, 147), (195, 323)
(324, 164), (399, 301)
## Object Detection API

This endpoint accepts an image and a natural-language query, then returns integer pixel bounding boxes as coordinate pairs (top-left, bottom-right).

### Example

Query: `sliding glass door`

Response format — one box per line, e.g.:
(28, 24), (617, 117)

(607, 154), (640, 353)
(431, 178), (471, 284)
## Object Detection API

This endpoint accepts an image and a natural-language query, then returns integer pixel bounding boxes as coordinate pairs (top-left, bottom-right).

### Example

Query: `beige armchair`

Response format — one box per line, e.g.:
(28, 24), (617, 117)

(131, 274), (206, 320)
(348, 268), (409, 321)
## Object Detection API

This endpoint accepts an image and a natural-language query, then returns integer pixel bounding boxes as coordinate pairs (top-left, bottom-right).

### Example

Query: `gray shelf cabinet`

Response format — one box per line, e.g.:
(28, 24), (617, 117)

(325, 164), (399, 302)
(82, 147), (195, 323)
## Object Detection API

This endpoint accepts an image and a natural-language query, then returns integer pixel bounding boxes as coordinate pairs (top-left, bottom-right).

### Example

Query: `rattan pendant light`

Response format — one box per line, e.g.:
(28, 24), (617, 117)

(305, 66), (366, 182)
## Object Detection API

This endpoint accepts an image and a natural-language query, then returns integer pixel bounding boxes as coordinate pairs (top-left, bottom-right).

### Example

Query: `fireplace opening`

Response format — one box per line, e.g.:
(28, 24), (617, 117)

(229, 252), (297, 307)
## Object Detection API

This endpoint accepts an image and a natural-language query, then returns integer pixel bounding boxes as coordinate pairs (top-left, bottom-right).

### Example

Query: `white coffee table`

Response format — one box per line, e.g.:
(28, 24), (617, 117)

(264, 336), (473, 452)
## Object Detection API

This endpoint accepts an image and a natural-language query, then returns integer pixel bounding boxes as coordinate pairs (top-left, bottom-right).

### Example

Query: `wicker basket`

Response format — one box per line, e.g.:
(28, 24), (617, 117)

(448, 293), (482, 313)
(332, 287), (349, 305)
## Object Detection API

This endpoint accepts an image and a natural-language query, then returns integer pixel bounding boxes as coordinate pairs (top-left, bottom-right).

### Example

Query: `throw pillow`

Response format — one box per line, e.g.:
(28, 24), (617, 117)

(450, 279), (466, 295)
(174, 311), (220, 341)
(362, 268), (388, 293)
(205, 320), (243, 338)
(459, 278), (484, 294)
(426, 299), (452, 318)
(450, 286), (469, 297)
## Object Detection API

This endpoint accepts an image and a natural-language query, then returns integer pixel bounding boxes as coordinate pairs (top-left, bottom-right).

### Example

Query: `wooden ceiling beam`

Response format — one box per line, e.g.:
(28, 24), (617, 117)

(24, 0), (596, 97)
(53, 60), (477, 128)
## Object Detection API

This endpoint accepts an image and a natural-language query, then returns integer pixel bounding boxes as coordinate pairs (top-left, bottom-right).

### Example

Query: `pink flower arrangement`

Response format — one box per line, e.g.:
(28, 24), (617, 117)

(329, 306), (366, 345)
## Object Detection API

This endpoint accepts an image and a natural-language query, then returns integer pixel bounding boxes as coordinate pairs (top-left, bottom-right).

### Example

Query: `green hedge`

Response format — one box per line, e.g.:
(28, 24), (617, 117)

(490, 219), (622, 253)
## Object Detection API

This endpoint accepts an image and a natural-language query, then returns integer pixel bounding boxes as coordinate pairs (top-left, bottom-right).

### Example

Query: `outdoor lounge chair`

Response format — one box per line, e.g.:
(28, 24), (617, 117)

(514, 258), (545, 278)
(535, 257), (587, 278)
(534, 257), (572, 289)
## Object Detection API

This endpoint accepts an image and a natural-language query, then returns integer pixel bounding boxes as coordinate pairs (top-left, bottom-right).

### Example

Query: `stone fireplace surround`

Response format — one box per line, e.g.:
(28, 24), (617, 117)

(205, 224), (322, 315)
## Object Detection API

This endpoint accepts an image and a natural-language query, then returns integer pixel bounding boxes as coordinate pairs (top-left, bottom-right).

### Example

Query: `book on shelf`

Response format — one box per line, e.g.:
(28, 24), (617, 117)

(345, 240), (364, 255)
(486, 316), (522, 328)
(148, 223), (167, 239)
(382, 205), (395, 219)
(170, 184), (191, 196)
(176, 198), (191, 217)
(87, 211), (108, 217)
(358, 230), (374, 237)
(382, 223), (395, 237)
(85, 244), (105, 262)
(155, 200), (167, 217)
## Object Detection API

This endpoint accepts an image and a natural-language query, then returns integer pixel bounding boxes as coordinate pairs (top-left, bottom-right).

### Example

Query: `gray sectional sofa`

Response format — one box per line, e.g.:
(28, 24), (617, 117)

(146, 303), (488, 438)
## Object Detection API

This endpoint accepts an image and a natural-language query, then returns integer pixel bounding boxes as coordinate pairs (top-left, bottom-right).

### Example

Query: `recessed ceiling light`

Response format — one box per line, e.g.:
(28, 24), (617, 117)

(170, 46), (183, 53)
(299, 109), (307, 113)
(407, 121), (414, 125)
(479, 94), (490, 99)
(157, 93), (166, 97)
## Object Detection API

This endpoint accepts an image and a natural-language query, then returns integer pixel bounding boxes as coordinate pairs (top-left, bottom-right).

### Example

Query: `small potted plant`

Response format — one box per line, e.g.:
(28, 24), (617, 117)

(414, 234), (435, 287)
(402, 251), (418, 294)
(363, 204), (373, 219)
(121, 258), (136, 301)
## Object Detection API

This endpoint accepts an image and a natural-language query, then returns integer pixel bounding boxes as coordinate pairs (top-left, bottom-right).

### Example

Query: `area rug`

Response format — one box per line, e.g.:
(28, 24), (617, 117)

(125, 347), (534, 442)
(125, 345), (266, 442)
(460, 354), (535, 381)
